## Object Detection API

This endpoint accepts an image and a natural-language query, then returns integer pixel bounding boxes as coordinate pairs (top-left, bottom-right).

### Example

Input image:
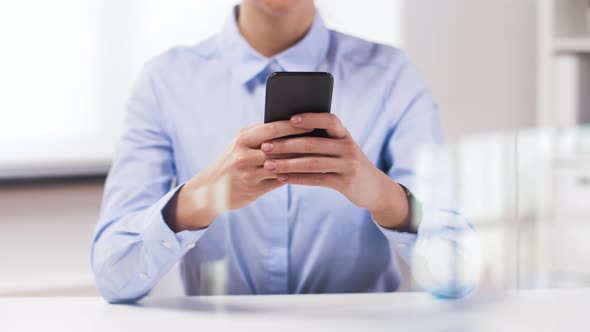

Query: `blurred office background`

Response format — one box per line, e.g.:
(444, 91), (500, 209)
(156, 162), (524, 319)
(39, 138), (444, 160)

(1, 0), (589, 296)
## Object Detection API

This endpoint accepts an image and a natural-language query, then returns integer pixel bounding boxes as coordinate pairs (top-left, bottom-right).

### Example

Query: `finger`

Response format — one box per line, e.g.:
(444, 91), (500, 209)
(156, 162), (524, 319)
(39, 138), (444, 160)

(262, 137), (347, 156)
(290, 113), (349, 139)
(276, 173), (342, 190)
(265, 153), (304, 160)
(232, 149), (268, 169)
(264, 157), (348, 174)
(254, 166), (282, 181)
(240, 122), (313, 148)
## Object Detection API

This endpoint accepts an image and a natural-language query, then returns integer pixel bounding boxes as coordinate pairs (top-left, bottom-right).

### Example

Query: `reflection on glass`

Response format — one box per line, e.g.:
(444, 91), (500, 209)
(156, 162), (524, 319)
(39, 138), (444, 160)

(406, 125), (590, 299)
(517, 126), (590, 289)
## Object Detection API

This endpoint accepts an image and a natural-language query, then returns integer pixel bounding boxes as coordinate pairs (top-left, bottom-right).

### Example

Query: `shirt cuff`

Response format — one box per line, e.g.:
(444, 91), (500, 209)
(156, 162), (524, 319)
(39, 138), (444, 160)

(372, 217), (417, 265)
(142, 185), (207, 262)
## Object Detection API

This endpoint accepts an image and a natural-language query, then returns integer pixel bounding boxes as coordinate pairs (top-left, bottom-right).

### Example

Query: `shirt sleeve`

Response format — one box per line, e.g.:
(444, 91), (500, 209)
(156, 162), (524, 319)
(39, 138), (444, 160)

(91, 64), (207, 303)
(375, 53), (481, 298)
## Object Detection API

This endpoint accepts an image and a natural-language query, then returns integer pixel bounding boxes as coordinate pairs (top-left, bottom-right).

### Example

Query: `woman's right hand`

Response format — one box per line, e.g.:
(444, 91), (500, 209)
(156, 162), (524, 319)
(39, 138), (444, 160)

(164, 121), (312, 232)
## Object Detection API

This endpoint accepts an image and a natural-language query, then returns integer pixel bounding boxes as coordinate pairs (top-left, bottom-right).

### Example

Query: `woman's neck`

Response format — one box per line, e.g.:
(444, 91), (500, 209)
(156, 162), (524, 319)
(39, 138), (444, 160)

(237, 3), (315, 58)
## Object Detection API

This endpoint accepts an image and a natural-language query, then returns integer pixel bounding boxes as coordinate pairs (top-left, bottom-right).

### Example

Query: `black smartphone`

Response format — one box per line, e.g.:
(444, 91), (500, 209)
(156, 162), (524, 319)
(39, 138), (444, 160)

(264, 72), (334, 138)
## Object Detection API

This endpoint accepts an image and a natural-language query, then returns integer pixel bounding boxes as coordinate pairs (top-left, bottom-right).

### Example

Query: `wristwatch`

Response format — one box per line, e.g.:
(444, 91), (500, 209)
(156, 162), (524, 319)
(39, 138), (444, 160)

(398, 184), (422, 234)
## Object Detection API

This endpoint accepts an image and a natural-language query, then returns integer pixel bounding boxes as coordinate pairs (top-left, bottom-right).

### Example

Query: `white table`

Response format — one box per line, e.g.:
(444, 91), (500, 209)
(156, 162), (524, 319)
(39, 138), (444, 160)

(0, 289), (586, 331)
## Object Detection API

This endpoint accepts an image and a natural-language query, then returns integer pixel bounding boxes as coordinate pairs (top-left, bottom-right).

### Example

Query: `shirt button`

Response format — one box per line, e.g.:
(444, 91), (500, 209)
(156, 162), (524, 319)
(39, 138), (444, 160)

(397, 242), (408, 249)
(185, 243), (196, 250)
(162, 240), (172, 249)
(139, 273), (148, 280)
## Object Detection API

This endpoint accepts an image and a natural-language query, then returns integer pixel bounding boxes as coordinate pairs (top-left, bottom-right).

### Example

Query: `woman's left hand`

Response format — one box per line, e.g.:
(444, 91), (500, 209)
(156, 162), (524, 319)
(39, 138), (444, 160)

(260, 113), (410, 229)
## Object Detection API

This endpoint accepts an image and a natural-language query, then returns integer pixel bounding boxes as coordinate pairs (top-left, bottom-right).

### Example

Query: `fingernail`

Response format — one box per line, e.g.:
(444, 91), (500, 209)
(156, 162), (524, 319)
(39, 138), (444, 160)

(278, 175), (289, 181)
(265, 160), (277, 170)
(261, 142), (273, 152)
(291, 116), (302, 124)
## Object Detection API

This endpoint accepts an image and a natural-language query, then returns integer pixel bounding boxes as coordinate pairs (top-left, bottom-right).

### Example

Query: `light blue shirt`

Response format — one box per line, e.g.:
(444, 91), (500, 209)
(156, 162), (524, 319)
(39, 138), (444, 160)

(92, 8), (476, 303)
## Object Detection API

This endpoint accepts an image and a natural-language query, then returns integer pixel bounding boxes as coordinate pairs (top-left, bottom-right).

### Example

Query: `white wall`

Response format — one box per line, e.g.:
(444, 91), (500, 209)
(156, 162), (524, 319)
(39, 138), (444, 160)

(403, 0), (538, 139)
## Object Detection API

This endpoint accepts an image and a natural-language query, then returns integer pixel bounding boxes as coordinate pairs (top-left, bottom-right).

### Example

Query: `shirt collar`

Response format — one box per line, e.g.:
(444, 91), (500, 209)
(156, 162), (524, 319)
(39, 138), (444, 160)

(218, 5), (331, 85)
